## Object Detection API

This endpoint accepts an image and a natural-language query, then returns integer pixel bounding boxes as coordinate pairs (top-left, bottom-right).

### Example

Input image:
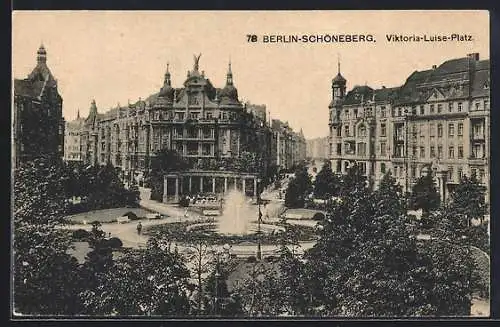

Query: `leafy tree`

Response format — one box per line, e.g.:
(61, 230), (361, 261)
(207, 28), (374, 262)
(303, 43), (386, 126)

(203, 260), (244, 317)
(409, 170), (441, 219)
(13, 157), (83, 315)
(284, 165), (312, 208)
(149, 149), (190, 201)
(448, 174), (487, 223)
(305, 172), (472, 317)
(339, 163), (369, 197)
(314, 161), (341, 199)
(80, 237), (192, 316)
(231, 261), (282, 317)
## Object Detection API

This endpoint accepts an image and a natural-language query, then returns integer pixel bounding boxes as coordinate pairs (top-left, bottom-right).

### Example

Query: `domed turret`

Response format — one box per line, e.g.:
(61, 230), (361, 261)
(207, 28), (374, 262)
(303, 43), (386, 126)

(219, 60), (239, 103)
(37, 44), (47, 64)
(332, 72), (346, 84)
(331, 57), (346, 106)
(158, 63), (175, 101)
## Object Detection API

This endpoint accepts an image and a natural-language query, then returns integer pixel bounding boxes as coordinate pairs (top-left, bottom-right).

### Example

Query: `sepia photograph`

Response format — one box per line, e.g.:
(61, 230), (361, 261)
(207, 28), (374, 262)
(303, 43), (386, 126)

(11, 10), (490, 318)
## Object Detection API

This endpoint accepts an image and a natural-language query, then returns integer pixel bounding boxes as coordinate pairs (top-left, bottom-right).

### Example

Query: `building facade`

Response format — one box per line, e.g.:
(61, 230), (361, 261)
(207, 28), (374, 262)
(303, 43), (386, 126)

(270, 119), (306, 171)
(306, 137), (329, 159)
(71, 56), (290, 190)
(13, 45), (65, 167)
(329, 53), (490, 202)
(63, 110), (84, 162)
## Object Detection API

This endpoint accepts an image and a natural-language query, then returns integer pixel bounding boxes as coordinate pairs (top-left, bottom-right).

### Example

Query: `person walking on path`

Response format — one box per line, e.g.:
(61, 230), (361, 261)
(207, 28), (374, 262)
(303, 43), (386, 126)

(137, 222), (142, 235)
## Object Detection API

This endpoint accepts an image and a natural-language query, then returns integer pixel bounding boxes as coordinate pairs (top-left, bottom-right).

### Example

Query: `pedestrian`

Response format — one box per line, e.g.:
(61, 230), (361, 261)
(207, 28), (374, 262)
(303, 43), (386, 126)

(137, 222), (142, 235)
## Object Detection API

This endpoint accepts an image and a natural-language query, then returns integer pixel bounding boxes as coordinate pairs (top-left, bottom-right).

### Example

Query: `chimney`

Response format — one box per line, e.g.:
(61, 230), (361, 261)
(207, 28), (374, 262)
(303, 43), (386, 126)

(432, 65), (437, 69)
(467, 53), (479, 61)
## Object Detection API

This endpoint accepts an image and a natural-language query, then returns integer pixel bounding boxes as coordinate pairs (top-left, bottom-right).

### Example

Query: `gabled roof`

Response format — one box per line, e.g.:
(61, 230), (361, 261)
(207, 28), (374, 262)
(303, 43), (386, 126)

(373, 86), (400, 102)
(343, 85), (374, 105)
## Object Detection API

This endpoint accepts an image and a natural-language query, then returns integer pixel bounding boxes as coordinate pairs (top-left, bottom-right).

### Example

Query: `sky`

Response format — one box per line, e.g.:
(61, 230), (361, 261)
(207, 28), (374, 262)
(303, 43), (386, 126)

(12, 11), (489, 139)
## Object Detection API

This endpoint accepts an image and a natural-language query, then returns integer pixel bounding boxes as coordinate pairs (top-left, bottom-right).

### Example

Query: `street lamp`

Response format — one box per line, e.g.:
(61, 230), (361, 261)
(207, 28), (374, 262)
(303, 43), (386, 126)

(257, 177), (263, 261)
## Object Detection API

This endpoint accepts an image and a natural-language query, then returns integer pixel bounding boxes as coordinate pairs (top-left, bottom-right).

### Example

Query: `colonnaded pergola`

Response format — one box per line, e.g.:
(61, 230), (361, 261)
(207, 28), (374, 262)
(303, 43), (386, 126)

(163, 170), (260, 203)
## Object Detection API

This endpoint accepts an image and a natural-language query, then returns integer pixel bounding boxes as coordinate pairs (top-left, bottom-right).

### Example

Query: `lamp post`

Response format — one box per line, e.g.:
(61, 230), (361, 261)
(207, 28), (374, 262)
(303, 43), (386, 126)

(257, 177), (263, 260)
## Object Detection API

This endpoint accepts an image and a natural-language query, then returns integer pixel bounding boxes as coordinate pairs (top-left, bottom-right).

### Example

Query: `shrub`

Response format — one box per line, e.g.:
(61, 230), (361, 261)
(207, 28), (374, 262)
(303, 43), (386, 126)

(106, 237), (123, 249)
(72, 229), (90, 240)
(246, 256), (257, 263)
(179, 196), (190, 207)
(265, 256), (276, 263)
(312, 212), (325, 221)
(123, 211), (139, 220)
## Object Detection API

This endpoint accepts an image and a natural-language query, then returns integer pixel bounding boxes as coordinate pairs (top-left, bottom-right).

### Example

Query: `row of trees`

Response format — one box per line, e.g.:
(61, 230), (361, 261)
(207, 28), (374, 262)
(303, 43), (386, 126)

(13, 156), (488, 316)
(241, 168), (487, 316)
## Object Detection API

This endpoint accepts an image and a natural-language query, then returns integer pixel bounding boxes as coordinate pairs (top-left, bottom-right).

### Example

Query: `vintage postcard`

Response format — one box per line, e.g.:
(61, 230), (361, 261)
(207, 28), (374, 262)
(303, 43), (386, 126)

(12, 10), (490, 318)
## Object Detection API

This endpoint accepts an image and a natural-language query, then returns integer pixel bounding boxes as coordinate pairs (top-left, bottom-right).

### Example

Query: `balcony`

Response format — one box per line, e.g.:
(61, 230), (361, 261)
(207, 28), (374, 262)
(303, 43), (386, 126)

(472, 133), (485, 141)
(468, 156), (486, 165)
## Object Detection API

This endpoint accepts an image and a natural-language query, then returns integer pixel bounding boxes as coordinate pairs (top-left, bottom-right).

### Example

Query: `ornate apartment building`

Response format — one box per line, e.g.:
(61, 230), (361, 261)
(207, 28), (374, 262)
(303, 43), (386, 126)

(329, 53), (490, 202)
(72, 55), (293, 190)
(270, 119), (306, 171)
(13, 45), (65, 167)
(63, 110), (84, 162)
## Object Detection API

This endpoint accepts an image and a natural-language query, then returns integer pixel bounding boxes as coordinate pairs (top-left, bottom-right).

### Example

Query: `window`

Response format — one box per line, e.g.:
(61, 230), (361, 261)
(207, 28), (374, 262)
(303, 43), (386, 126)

(357, 142), (366, 156)
(420, 105), (425, 115)
(380, 163), (386, 174)
(430, 104), (435, 113)
(437, 124), (443, 137)
(358, 125), (367, 137)
(429, 123), (435, 137)
(412, 146), (417, 157)
(458, 145), (464, 159)
(473, 123), (483, 138)
(472, 144), (484, 159)
(458, 123), (463, 136)
(344, 125), (350, 136)
(337, 127), (341, 137)
(397, 108), (402, 116)
(411, 166), (416, 178)
(448, 123), (455, 137)
(448, 102), (453, 112)
(358, 162), (367, 175)
(458, 168), (463, 179)
(458, 102), (463, 112)
(206, 112), (213, 119)
(366, 107), (373, 116)
(380, 123), (386, 137)
(430, 146), (435, 158)
(380, 107), (386, 118)
(336, 143), (342, 155)
(449, 146), (455, 159)
(479, 169), (485, 182)
(420, 146), (425, 158)
(344, 161), (349, 171)
(380, 142), (386, 156)
(438, 145), (443, 159)
(354, 109), (358, 118)
(344, 109), (350, 119)
(484, 100), (489, 110)
(475, 102), (481, 111)
(437, 104), (442, 113)
(420, 124), (425, 137)
(448, 167), (454, 181)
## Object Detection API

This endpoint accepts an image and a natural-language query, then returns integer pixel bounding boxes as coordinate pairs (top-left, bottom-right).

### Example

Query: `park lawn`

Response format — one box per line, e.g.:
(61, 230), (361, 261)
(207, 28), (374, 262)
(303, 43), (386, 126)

(66, 207), (153, 224)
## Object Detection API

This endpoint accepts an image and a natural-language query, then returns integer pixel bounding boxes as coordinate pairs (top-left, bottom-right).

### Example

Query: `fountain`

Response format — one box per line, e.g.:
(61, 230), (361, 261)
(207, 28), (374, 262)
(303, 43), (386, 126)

(217, 190), (255, 235)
